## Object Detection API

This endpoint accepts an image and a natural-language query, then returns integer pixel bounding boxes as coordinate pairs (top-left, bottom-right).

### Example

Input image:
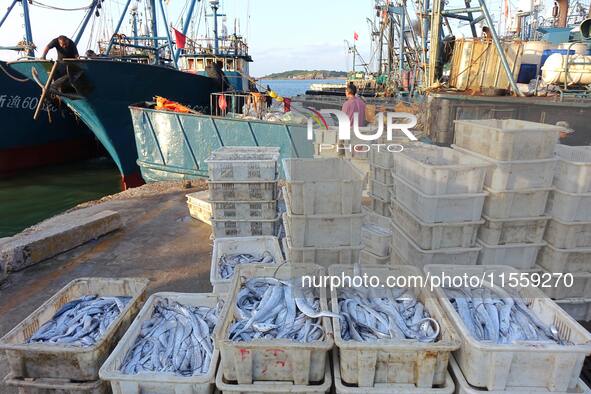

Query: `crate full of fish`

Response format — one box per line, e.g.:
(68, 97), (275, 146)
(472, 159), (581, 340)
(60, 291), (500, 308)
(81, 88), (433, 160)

(212, 215), (281, 238)
(211, 200), (278, 220)
(329, 264), (461, 388)
(553, 145), (591, 193)
(208, 180), (278, 202)
(205, 146), (280, 182)
(214, 264), (334, 385)
(424, 264), (591, 391)
(283, 158), (365, 215)
(0, 277), (149, 381)
(210, 236), (285, 294)
(99, 292), (220, 394)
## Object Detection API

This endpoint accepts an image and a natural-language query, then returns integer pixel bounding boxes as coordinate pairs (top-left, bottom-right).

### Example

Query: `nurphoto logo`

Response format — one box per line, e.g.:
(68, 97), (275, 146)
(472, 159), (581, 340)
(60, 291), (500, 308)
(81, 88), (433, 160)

(307, 109), (418, 154)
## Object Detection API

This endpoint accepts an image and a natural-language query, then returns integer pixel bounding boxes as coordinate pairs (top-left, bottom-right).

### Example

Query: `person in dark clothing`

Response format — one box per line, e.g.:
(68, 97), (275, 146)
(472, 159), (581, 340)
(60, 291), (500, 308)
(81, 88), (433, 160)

(265, 85), (273, 108)
(205, 60), (232, 91)
(41, 35), (79, 60)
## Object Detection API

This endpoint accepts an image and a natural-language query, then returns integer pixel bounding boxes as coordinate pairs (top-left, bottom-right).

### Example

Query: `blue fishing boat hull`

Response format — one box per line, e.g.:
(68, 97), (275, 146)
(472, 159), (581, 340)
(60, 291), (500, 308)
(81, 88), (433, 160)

(129, 104), (314, 181)
(9, 59), (220, 188)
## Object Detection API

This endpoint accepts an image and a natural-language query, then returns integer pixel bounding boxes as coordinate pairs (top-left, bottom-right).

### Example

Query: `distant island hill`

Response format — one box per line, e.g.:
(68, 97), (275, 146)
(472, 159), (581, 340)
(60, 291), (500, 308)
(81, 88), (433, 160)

(261, 70), (348, 80)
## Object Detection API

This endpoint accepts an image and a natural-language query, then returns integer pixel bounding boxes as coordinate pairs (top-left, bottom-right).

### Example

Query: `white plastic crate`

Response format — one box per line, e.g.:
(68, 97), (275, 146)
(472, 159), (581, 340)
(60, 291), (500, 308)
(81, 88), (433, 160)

(368, 179), (392, 201)
(424, 264), (591, 391)
(482, 186), (551, 219)
(329, 264), (461, 388)
(476, 239), (546, 269)
(359, 249), (390, 264)
(554, 145), (591, 193)
(452, 145), (556, 190)
(390, 199), (482, 250)
(0, 277), (149, 381)
(313, 144), (341, 158)
(333, 350), (456, 394)
(536, 243), (591, 273)
(478, 215), (549, 245)
(363, 207), (391, 229)
(215, 264), (333, 385)
(361, 223), (392, 257)
(546, 189), (591, 222)
(283, 158), (365, 215)
(453, 119), (561, 161)
(368, 147), (396, 168)
(370, 164), (393, 185)
(449, 356), (590, 394)
(4, 375), (109, 394)
(369, 194), (391, 217)
(391, 222), (480, 269)
(211, 200), (278, 220)
(210, 236), (285, 294)
(313, 127), (338, 145)
(215, 359), (332, 394)
(544, 218), (591, 249)
(393, 144), (489, 195)
(555, 298), (591, 322)
(212, 216), (280, 238)
(541, 269), (591, 299)
(99, 292), (219, 394)
(187, 191), (212, 225)
(206, 146), (280, 181)
(393, 174), (486, 223)
(284, 189), (363, 248)
(208, 181), (278, 202)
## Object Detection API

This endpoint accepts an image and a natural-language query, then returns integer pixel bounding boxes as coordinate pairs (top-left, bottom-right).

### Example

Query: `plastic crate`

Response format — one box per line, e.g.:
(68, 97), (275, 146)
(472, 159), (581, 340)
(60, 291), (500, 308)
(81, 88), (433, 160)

(329, 264), (461, 388)
(99, 292), (219, 394)
(361, 223), (391, 257)
(555, 298), (591, 322)
(359, 249), (390, 264)
(368, 147), (396, 168)
(391, 222), (481, 269)
(215, 264), (334, 385)
(368, 179), (392, 201)
(313, 127), (338, 145)
(208, 180), (278, 202)
(393, 144), (489, 195)
(554, 145), (591, 193)
(541, 269), (591, 299)
(393, 174), (486, 223)
(215, 359), (332, 394)
(536, 243), (591, 273)
(283, 189), (363, 248)
(544, 218), (591, 249)
(212, 216), (281, 238)
(211, 200), (278, 220)
(210, 236), (285, 294)
(476, 239), (546, 269)
(186, 191), (212, 225)
(452, 145), (556, 190)
(369, 194), (391, 217)
(3, 375), (108, 394)
(390, 199), (482, 250)
(424, 264), (591, 391)
(482, 186), (551, 219)
(453, 119), (561, 161)
(478, 215), (549, 245)
(370, 164), (393, 185)
(546, 189), (591, 222)
(0, 277), (149, 381)
(363, 207), (391, 229)
(449, 356), (591, 394)
(206, 146), (280, 181)
(283, 158), (365, 215)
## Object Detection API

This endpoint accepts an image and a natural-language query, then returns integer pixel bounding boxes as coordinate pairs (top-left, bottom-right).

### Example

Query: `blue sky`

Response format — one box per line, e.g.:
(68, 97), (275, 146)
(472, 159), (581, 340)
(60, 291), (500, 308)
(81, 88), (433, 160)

(1, 0), (545, 76)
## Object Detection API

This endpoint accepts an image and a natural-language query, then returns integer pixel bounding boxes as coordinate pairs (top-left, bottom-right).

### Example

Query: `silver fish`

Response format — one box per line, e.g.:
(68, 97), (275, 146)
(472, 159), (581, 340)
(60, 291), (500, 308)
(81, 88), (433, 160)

(219, 252), (275, 279)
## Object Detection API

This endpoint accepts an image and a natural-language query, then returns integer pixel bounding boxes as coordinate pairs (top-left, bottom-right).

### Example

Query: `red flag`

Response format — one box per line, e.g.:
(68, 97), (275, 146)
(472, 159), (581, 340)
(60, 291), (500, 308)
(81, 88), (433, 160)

(354, 32), (359, 41)
(172, 28), (186, 49)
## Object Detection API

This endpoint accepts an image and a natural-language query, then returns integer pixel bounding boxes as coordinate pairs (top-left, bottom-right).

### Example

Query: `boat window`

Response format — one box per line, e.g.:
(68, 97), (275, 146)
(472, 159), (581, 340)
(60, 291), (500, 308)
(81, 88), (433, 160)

(226, 58), (235, 71)
(206, 58), (214, 68)
(187, 58), (195, 70)
(196, 58), (204, 71)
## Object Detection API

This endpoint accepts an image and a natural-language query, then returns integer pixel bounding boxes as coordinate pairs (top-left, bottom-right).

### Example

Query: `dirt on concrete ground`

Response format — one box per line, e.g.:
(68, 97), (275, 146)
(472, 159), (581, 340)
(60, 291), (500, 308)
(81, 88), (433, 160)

(0, 180), (213, 392)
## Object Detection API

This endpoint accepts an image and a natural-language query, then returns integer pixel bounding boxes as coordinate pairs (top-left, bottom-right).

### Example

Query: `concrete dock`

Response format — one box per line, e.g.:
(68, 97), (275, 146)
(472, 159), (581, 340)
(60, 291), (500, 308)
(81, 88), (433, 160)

(0, 181), (214, 392)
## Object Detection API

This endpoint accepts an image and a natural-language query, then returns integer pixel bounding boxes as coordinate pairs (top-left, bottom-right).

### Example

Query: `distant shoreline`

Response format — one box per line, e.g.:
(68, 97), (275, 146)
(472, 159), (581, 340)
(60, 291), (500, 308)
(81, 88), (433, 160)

(259, 77), (347, 81)
(259, 70), (348, 80)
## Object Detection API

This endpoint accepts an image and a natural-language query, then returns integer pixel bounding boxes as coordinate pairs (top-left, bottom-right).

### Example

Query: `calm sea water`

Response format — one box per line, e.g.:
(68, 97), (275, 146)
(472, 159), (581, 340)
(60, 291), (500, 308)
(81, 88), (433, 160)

(259, 79), (345, 98)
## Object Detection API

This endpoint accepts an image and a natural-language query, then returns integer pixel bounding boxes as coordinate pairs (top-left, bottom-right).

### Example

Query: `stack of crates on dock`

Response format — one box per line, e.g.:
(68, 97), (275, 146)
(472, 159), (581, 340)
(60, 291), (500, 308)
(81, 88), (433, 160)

(452, 119), (561, 270)
(360, 208), (393, 265)
(282, 158), (365, 266)
(206, 147), (281, 238)
(389, 143), (488, 269)
(541, 144), (591, 321)
(368, 147), (395, 217)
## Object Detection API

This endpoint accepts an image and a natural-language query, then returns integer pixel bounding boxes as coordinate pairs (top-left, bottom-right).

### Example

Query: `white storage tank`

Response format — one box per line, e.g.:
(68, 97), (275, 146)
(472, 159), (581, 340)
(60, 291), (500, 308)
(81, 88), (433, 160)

(541, 53), (591, 85)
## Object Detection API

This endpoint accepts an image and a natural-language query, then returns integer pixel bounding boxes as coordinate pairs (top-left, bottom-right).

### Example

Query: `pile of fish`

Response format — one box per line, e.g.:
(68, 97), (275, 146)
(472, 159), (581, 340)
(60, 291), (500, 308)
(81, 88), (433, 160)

(229, 277), (335, 342)
(28, 295), (131, 347)
(337, 287), (440, 343)
(218, 252), (275, 279)
(445, 286), (569, 344)
(120, 298), (219, 376)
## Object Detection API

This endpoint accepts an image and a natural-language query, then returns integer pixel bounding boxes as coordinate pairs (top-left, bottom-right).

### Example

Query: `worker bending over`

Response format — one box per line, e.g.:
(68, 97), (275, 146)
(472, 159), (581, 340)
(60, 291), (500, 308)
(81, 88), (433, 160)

(41, 35), (79, 60)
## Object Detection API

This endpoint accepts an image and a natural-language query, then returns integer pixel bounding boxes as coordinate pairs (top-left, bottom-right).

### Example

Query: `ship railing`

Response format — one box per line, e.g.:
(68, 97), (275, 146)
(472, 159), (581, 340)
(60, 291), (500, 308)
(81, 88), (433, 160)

(210, 92), (268, 118)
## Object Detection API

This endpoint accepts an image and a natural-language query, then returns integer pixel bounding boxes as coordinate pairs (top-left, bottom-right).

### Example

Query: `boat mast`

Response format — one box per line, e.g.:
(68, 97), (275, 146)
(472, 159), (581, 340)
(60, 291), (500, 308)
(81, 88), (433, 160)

(173, 0), (198, 62)
(149, 0), (159, 63)
(105, 0), (133, 55)
(208, 0), (225, 55)
(158, 0), (177, 67)
(20, 0), (34, 57)
(0, 0), (18, 30)
(74, 0), (101, 45)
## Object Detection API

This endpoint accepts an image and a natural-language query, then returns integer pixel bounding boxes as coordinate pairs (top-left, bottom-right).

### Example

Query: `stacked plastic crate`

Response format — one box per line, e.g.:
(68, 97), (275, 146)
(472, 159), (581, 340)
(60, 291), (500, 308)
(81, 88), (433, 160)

(452, 119), (561, 270)
(206, 147), (281, 238)
(282, 158), (365, 266)
(360, 208), (392, 264)
(389, 143), (488, 269)
(541, 144), (591, 321)
(368, 148), (394, 217)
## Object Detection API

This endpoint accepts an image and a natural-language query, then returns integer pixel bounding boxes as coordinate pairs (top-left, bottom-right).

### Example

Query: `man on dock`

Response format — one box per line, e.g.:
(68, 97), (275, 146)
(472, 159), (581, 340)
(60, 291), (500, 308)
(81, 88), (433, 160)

(41, 36), (79, 60)
(342, 83), (366, 127)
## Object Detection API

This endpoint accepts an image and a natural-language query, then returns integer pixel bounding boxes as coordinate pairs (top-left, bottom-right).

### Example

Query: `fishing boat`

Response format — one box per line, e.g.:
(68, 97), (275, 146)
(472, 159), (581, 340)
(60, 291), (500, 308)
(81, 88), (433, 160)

(9, 0), (250, 189)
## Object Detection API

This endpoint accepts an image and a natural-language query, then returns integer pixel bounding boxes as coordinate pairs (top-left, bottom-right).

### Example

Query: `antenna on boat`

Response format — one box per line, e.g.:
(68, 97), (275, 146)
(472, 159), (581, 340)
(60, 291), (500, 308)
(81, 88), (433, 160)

(207, 0), (225, 55)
